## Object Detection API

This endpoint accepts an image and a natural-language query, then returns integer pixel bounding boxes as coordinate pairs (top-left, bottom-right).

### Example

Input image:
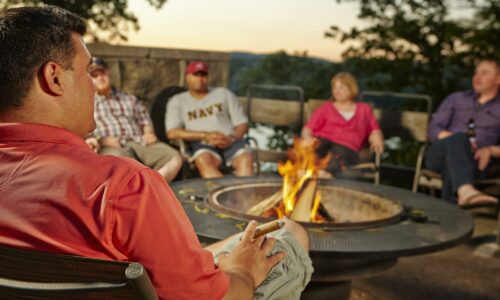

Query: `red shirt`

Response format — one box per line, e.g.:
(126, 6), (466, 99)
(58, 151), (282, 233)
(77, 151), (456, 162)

(0, 123), (229, 300)
(305, 102), (380, 152)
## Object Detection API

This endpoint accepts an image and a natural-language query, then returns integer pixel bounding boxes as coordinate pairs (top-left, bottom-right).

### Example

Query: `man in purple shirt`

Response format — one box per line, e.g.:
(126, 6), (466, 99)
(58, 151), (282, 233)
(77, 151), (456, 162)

(426, 58), (500, 207)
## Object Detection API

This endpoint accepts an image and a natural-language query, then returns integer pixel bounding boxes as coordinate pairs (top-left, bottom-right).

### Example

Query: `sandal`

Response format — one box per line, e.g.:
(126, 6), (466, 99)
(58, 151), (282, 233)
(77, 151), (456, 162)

(458, 192), (498, 209)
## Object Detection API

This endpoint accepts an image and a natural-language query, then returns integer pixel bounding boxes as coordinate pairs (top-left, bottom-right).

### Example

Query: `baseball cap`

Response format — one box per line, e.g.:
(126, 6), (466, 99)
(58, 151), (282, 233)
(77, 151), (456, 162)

(90, 57), (108, 72)
(185, 61), (209, 75)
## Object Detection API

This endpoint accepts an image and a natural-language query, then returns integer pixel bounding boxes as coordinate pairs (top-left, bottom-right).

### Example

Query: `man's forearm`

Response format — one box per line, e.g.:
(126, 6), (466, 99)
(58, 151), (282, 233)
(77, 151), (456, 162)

(167, 128), (207, 142)
(232, 123), (248, 140)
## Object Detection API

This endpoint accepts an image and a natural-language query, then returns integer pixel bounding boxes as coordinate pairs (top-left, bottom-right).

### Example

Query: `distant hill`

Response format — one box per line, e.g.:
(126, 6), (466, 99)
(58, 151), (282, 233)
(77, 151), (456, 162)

(229, 51), (336, 94)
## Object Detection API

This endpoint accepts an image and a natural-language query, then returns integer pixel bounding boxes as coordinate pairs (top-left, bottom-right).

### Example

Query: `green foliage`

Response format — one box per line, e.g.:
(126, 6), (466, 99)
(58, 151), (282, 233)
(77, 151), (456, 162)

(327, 0), (500, 107)
(231, 51), (341, 100)
(0, 0), (168, 41)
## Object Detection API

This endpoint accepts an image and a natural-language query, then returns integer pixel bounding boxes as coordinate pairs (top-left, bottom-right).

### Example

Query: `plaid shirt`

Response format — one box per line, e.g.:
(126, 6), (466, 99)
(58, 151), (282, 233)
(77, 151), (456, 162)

(93, 88), (152, 146)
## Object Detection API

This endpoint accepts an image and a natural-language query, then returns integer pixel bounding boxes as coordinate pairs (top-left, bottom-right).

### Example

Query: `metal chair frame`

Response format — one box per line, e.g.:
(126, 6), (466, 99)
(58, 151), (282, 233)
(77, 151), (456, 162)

(0, 245), (158, 300)
(245, 84), (305, 174)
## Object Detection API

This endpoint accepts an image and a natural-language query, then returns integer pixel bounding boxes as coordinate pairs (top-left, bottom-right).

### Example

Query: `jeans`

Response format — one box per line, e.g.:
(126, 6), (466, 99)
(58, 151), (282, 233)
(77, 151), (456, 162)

(425, 133), (483, 203)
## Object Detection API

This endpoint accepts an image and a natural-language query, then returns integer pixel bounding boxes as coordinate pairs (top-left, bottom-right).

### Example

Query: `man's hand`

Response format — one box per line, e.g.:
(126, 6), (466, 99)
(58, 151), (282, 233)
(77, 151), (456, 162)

(142, 132), (157, 145)
(475, 146), (493, 171)
(437, 130), (453, 140)
(100, 136), (121, 149)
(216, 135), (236, 149)
(217, 221), (286, 288)
(85, 137), (100, 153)
(204, 131), (230, 147)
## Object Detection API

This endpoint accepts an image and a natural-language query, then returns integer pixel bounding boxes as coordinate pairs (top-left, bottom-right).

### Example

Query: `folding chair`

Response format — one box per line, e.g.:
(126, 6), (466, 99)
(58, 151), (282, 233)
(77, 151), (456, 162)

(242, 84), (305, 174)
(149, 86), (196, 178)
(0, 245), (157, 300)
(151, 86), (257, 178)
(356, 91), (432, 185)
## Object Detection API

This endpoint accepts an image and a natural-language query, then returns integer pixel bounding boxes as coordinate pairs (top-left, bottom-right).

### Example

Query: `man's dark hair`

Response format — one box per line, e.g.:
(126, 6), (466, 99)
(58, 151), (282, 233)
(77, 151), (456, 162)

(480, 57), (500, 68)
(0, 5), (86, 114)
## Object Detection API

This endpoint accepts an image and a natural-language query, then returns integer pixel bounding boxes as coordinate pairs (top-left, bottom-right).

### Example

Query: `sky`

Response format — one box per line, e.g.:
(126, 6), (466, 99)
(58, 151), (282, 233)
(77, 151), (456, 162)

(125, 0), (362, 62)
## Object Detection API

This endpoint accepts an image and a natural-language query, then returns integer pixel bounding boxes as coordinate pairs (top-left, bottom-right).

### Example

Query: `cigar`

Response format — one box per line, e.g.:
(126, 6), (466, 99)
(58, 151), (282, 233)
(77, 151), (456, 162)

(253, 220), (284, 239)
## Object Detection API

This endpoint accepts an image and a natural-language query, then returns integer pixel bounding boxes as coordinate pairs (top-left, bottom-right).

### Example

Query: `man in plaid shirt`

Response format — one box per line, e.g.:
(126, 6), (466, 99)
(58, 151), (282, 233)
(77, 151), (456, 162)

(86, 58), (182, 182)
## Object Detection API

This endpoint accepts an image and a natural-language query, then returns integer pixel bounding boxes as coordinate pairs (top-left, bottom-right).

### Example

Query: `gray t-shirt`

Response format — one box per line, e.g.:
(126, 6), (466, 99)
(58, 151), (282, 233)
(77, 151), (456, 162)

(166, 87), (248, 136)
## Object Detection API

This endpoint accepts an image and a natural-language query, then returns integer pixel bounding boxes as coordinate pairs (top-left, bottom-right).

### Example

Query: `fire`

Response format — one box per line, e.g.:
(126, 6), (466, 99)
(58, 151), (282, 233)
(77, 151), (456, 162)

(277, 138), (331, 222)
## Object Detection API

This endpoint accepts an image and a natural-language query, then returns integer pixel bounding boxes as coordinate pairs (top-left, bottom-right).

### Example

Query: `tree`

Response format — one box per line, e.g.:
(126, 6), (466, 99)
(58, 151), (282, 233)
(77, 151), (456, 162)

(230, 51), (342, 151)
(326, 0), (499, 106)
(0, 0), (168, 41)
(231, 51), (340, 100)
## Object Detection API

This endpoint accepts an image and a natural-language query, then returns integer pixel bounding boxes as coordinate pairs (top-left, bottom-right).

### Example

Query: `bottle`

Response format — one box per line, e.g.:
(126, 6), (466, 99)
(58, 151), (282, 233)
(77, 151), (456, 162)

(466, 118), (477, 151)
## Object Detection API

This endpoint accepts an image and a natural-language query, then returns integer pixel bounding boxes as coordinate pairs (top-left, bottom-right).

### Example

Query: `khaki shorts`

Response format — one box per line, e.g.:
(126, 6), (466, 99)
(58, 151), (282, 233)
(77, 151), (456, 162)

(213, 228), (314, 300)
(100, 141), (178, 170)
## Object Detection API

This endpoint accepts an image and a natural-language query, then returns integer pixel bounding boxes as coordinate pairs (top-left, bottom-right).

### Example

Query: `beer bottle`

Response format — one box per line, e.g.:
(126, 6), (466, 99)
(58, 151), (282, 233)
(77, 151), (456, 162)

(466, 118), (477, 151)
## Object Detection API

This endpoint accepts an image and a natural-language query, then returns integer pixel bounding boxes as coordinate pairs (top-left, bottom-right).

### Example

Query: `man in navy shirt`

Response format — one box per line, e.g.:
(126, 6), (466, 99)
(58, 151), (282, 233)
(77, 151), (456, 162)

(426, 58), (500, 207)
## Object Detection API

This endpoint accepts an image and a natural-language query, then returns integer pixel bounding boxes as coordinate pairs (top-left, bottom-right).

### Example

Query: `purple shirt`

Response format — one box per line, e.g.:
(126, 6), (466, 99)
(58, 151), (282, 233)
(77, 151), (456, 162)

(428, 90), (500, 147)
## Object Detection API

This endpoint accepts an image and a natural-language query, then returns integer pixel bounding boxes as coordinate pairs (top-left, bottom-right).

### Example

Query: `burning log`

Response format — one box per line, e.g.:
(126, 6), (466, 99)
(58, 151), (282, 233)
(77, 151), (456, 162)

(247, 190), (283, 216)
(290, 178), (318, 222)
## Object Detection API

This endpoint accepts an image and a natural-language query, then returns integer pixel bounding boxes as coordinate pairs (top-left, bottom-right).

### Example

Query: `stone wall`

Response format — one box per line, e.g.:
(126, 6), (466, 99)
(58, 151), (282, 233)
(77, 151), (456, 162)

(87, 43), (231, 104)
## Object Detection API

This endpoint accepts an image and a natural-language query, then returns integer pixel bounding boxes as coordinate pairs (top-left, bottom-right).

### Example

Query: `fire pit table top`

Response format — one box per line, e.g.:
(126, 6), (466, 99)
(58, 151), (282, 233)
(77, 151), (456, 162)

(171, 176), (474, 259)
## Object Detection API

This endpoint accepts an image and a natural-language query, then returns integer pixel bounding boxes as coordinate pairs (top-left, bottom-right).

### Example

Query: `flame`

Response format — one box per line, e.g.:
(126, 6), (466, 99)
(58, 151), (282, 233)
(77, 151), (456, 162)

(277, 137), (331, 222)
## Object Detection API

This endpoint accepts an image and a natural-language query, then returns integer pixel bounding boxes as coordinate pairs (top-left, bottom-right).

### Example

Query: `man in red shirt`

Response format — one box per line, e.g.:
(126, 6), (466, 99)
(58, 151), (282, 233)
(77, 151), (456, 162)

(0, 6), (312, 300)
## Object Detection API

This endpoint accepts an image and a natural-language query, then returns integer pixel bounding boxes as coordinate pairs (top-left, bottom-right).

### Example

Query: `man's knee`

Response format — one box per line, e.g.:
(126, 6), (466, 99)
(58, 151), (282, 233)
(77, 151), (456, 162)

(169, 153), (184, 167)
(282, 219), (309, 252)
(194, 152), (221, 169)
(231, 152), (254, 175)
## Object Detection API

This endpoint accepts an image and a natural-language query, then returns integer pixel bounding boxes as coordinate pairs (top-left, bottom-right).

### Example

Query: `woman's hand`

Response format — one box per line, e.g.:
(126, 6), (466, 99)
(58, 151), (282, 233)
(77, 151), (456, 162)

(300, 127), (316, 147)
(369, 130), (384, 154)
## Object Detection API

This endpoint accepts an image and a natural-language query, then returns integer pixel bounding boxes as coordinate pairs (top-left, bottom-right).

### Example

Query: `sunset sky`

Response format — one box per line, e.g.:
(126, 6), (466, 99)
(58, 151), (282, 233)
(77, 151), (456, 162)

(125, 0), (362, 62)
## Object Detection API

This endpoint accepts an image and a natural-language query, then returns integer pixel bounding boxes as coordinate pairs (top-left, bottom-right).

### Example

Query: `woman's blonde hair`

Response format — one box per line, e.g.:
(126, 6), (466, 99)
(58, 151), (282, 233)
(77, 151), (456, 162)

(331, 72), (359, 100)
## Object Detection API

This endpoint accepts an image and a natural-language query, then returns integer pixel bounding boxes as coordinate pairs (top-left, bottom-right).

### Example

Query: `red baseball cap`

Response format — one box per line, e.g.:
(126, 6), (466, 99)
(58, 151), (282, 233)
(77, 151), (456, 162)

(186, 61), (209, 75)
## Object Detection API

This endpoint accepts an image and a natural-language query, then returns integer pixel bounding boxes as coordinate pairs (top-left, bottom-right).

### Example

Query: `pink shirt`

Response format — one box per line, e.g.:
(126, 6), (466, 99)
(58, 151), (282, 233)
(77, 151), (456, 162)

(305, 102), (380, 152)
(0, 123), (229, 300)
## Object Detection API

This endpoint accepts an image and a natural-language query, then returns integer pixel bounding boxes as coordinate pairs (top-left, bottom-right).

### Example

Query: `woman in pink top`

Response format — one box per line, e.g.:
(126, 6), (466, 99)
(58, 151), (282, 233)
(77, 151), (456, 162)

(302, 72), (384, 178)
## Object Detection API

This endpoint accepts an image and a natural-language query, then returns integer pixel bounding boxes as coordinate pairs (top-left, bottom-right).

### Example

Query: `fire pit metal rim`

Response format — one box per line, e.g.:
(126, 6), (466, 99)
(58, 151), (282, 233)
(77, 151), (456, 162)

(208, 182), (405, 230)
(171, 176), (474, 259)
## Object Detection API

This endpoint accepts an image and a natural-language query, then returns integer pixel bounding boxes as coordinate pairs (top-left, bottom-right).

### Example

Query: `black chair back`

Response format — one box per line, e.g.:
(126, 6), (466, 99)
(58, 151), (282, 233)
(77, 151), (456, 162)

(150, 86), (186, 143)
(0, 245), (158, 300)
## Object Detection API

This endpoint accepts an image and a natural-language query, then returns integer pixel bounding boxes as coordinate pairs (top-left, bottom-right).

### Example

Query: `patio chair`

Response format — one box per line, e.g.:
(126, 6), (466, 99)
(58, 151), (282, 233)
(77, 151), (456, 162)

(306, 91), (430, 185)
(359, 91), (432, 185)
(150, 86), (197, 178)
(243, 84), (305, 174)
(0, 245), (158, 300)
(150, 86), (258, 178)
(411, 116), (500, 197)
(306, 98), (382, 184)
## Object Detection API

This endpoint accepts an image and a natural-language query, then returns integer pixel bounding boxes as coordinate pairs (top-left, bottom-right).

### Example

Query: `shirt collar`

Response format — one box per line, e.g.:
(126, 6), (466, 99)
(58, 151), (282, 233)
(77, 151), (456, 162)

(0, 123), (91, 150)
(472, 90), (500, 105)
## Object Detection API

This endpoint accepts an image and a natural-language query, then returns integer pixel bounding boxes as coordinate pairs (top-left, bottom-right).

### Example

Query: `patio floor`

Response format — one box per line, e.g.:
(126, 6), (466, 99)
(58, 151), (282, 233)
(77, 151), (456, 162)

(348, 208), (500, 300)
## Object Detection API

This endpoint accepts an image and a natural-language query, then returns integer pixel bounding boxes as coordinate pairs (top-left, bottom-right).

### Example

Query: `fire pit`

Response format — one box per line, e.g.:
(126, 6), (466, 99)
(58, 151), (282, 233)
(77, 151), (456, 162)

(209, 182), (404, 229)
(171, 176), (473, 299)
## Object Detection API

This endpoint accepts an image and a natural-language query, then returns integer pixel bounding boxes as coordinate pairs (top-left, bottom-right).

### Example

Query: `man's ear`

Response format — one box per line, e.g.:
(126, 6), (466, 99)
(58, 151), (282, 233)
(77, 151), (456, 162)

(38, 61), (64, 96)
